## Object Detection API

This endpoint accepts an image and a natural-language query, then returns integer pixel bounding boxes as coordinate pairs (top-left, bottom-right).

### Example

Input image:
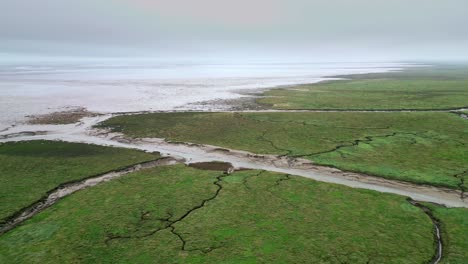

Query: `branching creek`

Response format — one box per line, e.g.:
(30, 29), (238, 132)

(0, 157), (180, 235)
(408, 199), (443, 264)
(0, 110), (466, 263)
(0, 113), (466, 208)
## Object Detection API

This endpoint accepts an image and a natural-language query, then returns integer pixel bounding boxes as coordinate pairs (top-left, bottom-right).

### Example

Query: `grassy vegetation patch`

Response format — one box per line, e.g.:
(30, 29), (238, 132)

(99, 112), (468, 189)
(0, 140), (159, 222)
(424, 204), (468, 264)
(0, 165), (438, 263)
(257, 66), (468, 110)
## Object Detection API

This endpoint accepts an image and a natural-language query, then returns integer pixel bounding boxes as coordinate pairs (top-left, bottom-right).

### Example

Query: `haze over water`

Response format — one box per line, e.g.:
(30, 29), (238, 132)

(0, 58), (407, 130)
(2, 1), (466, 130)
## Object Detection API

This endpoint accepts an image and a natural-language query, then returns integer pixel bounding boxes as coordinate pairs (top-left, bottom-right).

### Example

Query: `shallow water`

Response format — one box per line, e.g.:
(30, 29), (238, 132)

(0, 59), (409, 130)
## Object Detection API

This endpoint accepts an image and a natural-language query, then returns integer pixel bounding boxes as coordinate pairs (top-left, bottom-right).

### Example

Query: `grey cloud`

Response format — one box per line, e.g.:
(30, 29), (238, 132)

(1, 0), (467, 60)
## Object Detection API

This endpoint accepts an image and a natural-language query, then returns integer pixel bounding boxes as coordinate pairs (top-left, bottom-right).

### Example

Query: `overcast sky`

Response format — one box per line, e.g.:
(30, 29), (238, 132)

(1, 0), (468, 61)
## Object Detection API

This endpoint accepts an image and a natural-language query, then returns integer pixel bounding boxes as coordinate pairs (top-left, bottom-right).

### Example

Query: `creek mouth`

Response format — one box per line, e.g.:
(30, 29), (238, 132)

(0, 157), (181, 236)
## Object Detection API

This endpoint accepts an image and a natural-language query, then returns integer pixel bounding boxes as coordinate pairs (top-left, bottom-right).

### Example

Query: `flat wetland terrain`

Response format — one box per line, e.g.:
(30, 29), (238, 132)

(1, 64), (467, 263)
(257, 66), (468, 110)
(0, 141), (159, 223)
(99, 111), (468, 191)
(425, 204), (468, 263)
(0, 164), (444, 263)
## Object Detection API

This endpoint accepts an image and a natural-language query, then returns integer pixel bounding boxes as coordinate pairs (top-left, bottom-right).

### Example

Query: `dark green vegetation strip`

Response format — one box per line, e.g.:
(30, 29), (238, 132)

(0, 165), (441, 263)
(257, 66), (468, 110)
(188, 161), (233, 172)
(0, 141), (159, 223)
(99, 112), (468, 190)
(424, 204), (468, 264)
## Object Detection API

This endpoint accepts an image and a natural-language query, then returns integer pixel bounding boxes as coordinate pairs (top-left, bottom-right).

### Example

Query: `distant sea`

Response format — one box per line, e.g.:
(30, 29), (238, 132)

(0, 58), (408, 130)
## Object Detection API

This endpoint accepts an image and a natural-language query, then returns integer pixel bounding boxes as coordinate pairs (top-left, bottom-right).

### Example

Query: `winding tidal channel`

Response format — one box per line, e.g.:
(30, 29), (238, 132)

(0, 157), (180, 235)
(1, 112), (465, 264)
(0, 113), (466, 209)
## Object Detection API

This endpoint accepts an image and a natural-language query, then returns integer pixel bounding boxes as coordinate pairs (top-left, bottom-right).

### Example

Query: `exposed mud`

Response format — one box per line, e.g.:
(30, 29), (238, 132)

(0, 126), (14, 133)
(0, 157), (181, 236)
(0, 115), (467, 208)
(27, 107), (467, 119)
(188, 162), (234, 172)
(408, 199), (443, 264)
(457, 113), (468, 120)
(0, 131), (48, 140)
(454, 170), (467, 200)
(189, 95), (271, 111)
(27, 107), (98, 125)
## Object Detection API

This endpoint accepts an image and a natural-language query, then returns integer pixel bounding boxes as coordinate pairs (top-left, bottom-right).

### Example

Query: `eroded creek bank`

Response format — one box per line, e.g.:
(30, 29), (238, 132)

(105, 161), (235, 251)
(0, 117), (466, 209)
(0, 117), (462, 264)
(0, 157), (180, 235)
(408, 199), (443, 264)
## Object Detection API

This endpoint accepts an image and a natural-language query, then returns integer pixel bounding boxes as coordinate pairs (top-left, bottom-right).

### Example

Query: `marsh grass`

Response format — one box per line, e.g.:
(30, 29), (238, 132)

(99, 112), (468, 190)
(0, 141), (159, 222)
(257, 66), (468, 110)
(0, 165), (438, 263)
